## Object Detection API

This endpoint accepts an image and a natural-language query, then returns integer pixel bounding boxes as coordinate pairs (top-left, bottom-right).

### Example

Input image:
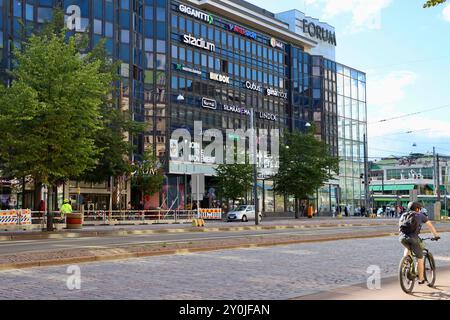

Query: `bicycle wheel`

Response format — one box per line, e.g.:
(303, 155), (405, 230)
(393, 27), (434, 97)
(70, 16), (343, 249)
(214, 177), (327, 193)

(424, 252), (436, 287)
(399, 255), (415, 294)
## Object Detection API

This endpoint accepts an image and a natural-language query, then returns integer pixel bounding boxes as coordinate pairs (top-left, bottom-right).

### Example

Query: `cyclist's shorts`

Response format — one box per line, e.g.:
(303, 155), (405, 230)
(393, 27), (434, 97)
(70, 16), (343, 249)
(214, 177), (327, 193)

(400, 236), (423, 259)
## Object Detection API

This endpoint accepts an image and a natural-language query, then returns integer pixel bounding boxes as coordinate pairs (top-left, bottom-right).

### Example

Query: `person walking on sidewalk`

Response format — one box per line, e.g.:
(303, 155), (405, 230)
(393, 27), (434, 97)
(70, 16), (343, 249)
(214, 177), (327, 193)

(60, 199), (73, 223)
(399, 202), (440, 285)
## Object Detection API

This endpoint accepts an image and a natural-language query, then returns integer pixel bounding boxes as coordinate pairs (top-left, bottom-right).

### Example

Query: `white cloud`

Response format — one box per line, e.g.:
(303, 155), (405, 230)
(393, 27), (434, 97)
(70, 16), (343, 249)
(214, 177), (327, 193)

(367, 70), (450, 157)
(301, 0), (392, 31)
(367, 70), (417, 116)
(443, 4), (450, 22)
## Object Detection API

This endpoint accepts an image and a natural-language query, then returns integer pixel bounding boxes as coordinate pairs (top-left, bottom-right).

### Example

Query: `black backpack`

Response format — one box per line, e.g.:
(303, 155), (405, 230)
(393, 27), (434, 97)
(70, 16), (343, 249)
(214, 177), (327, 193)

(399, 211), (418, 234)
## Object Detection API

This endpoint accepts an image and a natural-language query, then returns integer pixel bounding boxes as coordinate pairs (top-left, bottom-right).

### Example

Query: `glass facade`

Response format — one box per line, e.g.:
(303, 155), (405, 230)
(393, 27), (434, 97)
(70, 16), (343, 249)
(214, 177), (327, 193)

(337, 63), (367, 214)
(0, 0), (367, 213)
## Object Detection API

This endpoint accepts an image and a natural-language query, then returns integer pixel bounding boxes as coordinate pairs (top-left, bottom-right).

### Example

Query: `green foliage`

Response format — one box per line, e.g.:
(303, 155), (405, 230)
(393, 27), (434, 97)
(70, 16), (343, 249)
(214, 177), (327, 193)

(0, 20), (112, 186)
(131, 149), (165, 198)
(214, 164), (253, 203)
(423, 0), (446, 7)
(273, 131), (339, 201)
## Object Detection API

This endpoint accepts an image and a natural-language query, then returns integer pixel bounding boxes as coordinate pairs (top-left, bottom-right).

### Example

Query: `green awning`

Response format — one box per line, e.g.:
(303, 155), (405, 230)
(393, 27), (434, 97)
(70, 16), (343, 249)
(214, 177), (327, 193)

(427, 184), (446, 191)
(369, 184), (415, 192)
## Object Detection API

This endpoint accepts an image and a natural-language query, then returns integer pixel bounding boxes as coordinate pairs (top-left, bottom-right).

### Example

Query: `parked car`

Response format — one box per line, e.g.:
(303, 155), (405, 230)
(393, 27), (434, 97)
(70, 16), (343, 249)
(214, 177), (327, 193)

(226, 205), (262, 222)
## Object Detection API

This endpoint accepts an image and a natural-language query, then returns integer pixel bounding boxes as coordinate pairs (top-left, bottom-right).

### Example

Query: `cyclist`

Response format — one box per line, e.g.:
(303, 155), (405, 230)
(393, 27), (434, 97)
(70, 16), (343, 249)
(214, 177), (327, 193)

(399, 202), (440, 284)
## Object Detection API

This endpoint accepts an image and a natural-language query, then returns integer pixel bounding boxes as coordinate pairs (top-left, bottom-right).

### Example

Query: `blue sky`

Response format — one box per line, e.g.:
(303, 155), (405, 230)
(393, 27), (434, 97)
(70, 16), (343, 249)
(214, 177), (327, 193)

(247, 0), (450, 159)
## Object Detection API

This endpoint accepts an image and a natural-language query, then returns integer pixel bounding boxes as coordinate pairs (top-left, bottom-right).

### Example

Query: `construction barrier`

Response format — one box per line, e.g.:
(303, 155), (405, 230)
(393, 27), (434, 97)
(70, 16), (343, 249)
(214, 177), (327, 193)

(0, 209), (32, 226)
(192, 218), (205, 227)
(198, 208), (222, 220)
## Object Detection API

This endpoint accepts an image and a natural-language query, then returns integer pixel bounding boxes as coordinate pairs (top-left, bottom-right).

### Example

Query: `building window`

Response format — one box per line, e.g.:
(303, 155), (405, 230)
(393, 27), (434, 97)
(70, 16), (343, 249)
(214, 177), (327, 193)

(37, 7), (52, 23)
(121, 0), (130, 10)
(105, 22), (113, 38)
(156, 54), (166, 70)
(26, 4), (33, 21)
(121, 30), (130, 43)
(94, 19), (102, 35)
(156, 7), (165, 21)
(156, 40), (165, 53)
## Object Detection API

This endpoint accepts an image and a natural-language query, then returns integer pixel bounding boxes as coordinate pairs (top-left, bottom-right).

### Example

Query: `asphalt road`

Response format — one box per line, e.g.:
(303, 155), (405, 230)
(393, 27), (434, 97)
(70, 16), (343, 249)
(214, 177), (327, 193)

(0, 224), (400, 255)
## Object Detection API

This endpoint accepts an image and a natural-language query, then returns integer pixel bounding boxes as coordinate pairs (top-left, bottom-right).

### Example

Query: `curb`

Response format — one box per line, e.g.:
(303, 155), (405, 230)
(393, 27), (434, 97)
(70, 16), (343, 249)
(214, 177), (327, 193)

(0, 231), (402, 271)
(0, 222), (398, 242)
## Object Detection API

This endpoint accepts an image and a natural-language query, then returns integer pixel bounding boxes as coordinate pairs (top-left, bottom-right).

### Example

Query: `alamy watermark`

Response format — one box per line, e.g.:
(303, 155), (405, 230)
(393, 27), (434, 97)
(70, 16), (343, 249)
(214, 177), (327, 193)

(170, 121), (280, 171)
(366, 265), (381, 290)
(66, 265), (81, 290)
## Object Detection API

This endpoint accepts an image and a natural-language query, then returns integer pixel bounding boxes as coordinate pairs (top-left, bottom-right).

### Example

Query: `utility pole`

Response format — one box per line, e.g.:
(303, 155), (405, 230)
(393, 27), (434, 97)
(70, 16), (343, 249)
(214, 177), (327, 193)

(363, 134), (369, 212)
(250, 108), (259, 225)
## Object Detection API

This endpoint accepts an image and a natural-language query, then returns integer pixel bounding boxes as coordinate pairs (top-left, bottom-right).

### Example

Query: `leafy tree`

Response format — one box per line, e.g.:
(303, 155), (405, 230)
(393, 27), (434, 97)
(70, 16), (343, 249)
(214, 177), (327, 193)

(214, 164), (253, 209)
(0, 15), (112, 230)
(131, 149), (165, 204)
(273, 131), (339, 218)
(423, 0), (446, 7)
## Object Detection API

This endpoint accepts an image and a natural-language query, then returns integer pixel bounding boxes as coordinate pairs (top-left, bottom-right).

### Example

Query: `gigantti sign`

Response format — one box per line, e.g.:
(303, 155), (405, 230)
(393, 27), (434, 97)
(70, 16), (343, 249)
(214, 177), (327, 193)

(179, 4), (214, 24)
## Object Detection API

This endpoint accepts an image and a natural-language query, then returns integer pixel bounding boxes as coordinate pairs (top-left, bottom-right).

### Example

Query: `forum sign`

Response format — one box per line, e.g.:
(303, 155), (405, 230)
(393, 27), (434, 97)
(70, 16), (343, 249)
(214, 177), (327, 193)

(301, 19), (337, 46)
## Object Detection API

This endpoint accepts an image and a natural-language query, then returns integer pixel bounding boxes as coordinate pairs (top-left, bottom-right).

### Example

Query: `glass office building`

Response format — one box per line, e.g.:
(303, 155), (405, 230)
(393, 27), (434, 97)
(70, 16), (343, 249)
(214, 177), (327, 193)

(336, 64), (367, 214)
(0, 0), (367, 214)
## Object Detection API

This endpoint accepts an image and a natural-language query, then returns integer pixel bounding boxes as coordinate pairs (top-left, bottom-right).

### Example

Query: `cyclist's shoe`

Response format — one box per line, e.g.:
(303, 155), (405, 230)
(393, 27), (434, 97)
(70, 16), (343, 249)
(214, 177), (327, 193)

(418, 280), (426, 285)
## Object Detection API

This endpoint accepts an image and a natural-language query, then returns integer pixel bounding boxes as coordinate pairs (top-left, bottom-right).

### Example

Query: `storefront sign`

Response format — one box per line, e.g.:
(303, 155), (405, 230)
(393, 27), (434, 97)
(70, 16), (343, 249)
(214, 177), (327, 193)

(225, 24), (257, 40)
(244, 81), (263, 93)
(301, 19), (337, 46)
(202, 98), (217, 110)
(183, 34), (216, 52)
(258, 112), (278, 122)
(223, 105), (251, 116)
(266, 88), (288, 100)
(209, 72), (230, 84)
(270, 38), (284, 50)
(174, 63), (202, 75)
(179, 4), (214, 24)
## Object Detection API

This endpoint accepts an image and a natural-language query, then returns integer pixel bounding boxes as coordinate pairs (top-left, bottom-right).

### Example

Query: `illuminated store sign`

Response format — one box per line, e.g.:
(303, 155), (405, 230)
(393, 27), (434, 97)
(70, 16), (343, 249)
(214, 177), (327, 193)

(202, 98), (217, 110)
(183, 34), (216, 52)
(225, 24), (257, 40)
(174, 63), (202, 75)
(179, 4), (214, 24)
(209, 72), (230, 84)
(244, 81), (263, 93)
(301, 19), (337, 46)
(258, 112), (278, 122)
(270, 38), (284, 50)
(266, 88), (288, 100)
(223, 105), (251, 116)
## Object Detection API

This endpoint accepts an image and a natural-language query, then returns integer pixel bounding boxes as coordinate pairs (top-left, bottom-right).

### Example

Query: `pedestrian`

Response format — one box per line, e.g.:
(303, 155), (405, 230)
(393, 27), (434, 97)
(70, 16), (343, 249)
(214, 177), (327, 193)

(344, 205), (349, 217)
(60, 199), (73, 223)
(361, 206), (366, 217)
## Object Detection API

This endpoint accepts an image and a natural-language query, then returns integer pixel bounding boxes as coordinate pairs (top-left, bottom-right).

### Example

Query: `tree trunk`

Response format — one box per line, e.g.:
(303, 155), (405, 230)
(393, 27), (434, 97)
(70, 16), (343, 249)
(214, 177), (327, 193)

(46, 184), (53, 232)
(294, 197), (299, 219)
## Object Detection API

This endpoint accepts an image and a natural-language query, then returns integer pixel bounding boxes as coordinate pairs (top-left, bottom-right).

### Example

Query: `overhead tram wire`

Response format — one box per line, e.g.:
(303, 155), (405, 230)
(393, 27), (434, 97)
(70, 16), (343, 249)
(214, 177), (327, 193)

(368, 104), (450, 125)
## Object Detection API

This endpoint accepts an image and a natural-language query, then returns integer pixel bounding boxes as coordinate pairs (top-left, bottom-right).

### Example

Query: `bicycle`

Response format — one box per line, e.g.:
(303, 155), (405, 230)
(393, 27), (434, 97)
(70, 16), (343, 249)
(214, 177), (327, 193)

(399, 237), (440, 294)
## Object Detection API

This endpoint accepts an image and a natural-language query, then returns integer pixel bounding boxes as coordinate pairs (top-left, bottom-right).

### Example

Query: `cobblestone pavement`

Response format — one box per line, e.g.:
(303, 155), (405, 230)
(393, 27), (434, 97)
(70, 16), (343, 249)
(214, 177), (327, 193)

(1, 234), (449, 300)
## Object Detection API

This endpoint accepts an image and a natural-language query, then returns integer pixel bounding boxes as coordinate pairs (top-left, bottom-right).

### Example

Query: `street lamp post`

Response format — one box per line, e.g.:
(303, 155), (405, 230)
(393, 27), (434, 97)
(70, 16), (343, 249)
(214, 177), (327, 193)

(250, 108), (259, 225)
(176, 94), (185, 210)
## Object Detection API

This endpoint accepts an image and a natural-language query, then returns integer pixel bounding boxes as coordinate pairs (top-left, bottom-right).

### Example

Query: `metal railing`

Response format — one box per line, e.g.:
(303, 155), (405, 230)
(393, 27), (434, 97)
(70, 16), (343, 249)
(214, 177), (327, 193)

(25, 209), (200, 226)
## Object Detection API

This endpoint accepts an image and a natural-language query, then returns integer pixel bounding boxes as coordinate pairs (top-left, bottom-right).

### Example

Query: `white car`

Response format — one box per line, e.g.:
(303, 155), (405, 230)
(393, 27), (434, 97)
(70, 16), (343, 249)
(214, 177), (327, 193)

(226, 205), (262, 222)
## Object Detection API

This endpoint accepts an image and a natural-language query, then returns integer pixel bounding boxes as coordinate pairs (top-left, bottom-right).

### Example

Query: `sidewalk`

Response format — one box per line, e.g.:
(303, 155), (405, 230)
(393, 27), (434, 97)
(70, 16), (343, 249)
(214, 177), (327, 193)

(293, 266), (450, 300)
(0, 217), (400, 241)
